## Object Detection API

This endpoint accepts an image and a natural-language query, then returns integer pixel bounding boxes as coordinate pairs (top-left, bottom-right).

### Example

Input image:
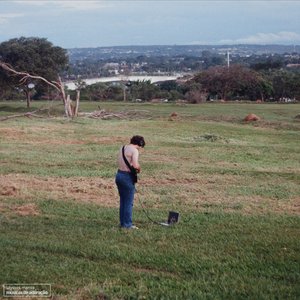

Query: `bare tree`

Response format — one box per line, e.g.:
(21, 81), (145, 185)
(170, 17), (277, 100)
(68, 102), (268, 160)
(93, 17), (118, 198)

(0, 61), (76, 118)
(73, 78), (86, 117)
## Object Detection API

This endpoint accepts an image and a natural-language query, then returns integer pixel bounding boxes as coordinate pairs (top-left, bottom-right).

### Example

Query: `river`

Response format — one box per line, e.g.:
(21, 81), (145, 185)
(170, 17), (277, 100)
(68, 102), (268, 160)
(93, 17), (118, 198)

(64, 74), (183, 90)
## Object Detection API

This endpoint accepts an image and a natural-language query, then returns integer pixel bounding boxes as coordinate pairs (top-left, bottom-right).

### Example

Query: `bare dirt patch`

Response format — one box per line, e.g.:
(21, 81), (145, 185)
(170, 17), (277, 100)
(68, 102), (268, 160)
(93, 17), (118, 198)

(0, 127), (26, 141)
(244, 113), (261, 122)
(15, 203), (40, 216)
(0, 202), (40, 216)
(1, 185), (18, 196)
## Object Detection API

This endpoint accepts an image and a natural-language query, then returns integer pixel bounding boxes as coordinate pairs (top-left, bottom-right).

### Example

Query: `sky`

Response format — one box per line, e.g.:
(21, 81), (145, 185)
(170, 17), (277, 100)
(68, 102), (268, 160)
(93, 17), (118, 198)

(0, 0), (300, 49)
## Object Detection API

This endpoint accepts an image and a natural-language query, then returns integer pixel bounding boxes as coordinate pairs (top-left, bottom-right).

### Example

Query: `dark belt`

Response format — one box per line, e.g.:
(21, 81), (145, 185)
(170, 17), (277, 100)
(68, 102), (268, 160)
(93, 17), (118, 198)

(118, 169), (131, 174)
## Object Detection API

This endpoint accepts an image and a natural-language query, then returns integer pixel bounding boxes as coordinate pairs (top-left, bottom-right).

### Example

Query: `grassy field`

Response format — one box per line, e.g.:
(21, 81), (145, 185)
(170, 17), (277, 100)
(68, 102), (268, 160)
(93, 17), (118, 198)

(0, 101), (299, 299)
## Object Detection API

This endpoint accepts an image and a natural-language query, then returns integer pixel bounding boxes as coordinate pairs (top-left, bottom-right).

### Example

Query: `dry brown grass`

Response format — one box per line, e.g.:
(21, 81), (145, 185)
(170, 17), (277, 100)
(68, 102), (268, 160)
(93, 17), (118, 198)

(0, 126), (124, 145)
(1, 171), (299, 217)
(0, 174), (118, 208)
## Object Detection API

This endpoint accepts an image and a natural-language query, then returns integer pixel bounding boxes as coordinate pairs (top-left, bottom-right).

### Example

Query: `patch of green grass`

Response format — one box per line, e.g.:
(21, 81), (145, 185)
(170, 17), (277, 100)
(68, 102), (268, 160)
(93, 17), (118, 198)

(0, 200), (299, 299)
(228, 182), (299, 200)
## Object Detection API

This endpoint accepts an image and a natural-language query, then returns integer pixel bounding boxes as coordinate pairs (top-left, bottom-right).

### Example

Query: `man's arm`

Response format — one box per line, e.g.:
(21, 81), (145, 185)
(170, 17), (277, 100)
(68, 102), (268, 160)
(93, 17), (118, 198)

(131, 148), (141, 172)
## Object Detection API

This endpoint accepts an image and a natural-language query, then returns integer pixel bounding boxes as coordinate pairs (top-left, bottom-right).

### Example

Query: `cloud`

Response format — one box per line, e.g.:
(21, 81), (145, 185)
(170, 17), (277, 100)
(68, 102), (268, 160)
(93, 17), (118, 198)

(13, 1), (46, 6)
(0, 13), (24, 24)
(188, 40), (216, 45)
(53, 1), (110, 11)
(219, 32), (300, 45)
(13, 0), (110, 11)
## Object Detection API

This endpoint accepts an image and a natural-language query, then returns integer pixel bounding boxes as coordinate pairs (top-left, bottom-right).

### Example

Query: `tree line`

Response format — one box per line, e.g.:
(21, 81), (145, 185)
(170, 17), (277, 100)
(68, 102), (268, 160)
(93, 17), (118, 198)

(0, 37), (299, 108)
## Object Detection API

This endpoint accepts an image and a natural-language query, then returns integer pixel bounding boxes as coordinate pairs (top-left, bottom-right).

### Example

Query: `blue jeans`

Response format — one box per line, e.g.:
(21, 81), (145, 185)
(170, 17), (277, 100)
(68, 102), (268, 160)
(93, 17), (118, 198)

(115, 170), (135, 228)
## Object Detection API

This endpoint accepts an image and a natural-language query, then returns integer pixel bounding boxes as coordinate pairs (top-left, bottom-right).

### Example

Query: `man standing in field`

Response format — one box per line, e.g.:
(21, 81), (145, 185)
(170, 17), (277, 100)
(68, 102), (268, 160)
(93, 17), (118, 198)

(115, 135), (145, 229)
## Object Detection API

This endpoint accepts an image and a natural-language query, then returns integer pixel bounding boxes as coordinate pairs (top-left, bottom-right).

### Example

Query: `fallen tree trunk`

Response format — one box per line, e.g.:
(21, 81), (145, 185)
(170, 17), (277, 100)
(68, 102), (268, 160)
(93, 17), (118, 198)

(0, 108), (52, 121)
(78, 109), (152, 120)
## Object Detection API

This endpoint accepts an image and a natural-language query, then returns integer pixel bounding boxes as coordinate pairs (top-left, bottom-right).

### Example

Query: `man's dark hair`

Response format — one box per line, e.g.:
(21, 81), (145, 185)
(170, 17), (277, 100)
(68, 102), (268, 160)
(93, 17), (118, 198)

(130, 135), (145, 148)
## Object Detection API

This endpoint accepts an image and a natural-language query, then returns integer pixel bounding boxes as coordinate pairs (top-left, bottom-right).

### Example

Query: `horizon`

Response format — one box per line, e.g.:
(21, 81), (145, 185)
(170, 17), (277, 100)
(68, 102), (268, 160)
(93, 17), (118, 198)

(65, 43), (300, 50)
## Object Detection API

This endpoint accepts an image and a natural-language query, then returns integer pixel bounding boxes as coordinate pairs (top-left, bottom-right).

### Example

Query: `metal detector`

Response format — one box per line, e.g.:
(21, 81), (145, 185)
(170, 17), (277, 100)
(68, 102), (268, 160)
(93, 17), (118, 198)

(136, 189), (179, 227)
